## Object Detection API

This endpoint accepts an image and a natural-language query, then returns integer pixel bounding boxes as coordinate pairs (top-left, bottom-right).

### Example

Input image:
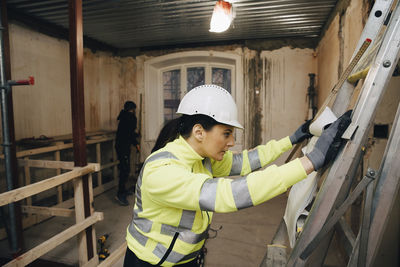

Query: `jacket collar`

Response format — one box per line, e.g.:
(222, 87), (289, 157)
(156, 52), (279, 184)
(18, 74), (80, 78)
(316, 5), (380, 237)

(165, 135), (204, 166)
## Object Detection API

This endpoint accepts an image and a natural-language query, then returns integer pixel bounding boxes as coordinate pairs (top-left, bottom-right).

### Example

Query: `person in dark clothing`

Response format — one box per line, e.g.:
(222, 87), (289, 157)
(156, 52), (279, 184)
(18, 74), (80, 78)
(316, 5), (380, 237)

(115, 101), (140, 206)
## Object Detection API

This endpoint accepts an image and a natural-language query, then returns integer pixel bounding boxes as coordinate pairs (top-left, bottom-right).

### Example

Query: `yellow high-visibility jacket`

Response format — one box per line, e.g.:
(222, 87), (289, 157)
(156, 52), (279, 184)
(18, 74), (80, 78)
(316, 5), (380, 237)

(126, 135), (307, 266)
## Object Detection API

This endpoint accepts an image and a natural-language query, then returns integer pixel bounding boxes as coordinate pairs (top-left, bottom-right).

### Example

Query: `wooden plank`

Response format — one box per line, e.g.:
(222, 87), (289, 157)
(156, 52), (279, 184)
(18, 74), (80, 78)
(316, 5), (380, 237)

(8, 143), (73, 158)
(112, 140), (118, 181)
(74, 175), (88, 265)
(22, 205), (74, 217)
(3, 212), (103, 267)
(55, 150), (63, 203)
(96, 143), (103, 189)
(88, 174), (98, 262)
(100, 161), (118, 171)
(0, 178), (116, 240)
(82, 255), (99, 267)
(0, 165), (96, 207)
(0, 136), (115, 159)
(86, 136), (114, 145)
(98, 241), (127, 267)
(18, 158), (75, 170)
(87, 163), (101, 172)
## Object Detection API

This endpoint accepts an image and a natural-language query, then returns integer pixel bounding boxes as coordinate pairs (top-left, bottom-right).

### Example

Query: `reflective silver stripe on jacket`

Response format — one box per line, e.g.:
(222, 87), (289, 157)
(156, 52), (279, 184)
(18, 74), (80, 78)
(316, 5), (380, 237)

(153, 243), (202, 264)
(231, 176), (253, 209)
(199, 178), (220, 211)
(229, 153), (243, 176)
(129, 223), (202, 263)
(199, 176), (254, 211)
(248, 149), (262, 171)
(134, 207), (208, 244)
(128, 222), (148, 246)
(135, 151), (178, 212)
(128, 149), (209, 262)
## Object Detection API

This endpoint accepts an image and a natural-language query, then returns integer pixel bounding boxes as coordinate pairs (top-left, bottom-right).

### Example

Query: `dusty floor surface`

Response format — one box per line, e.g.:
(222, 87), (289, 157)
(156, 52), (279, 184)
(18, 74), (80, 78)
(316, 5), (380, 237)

(0, 186), (345, 266)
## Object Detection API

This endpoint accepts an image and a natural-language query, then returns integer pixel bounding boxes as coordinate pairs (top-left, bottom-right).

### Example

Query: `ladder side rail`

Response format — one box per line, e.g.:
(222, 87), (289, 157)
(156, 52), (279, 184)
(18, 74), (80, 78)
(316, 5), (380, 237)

(287, 3), (400, 265)
(366, 103), (400, 266)
(332, 0), (395, 114)
(264, 2), (393, 265)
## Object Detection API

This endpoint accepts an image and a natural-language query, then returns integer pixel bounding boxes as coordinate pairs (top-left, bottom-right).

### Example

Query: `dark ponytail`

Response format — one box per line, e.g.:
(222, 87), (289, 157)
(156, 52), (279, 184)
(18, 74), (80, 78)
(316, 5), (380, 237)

(151, 114), (220, 153)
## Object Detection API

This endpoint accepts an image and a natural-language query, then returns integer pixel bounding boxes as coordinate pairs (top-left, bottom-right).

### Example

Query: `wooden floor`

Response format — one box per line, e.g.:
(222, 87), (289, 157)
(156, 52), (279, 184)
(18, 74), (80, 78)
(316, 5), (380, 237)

(0, 186), (345, 266)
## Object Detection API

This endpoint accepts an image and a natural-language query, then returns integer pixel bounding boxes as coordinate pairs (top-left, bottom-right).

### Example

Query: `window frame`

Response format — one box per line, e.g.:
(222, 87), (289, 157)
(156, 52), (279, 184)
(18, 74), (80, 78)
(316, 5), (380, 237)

(144, 51), (243, 150)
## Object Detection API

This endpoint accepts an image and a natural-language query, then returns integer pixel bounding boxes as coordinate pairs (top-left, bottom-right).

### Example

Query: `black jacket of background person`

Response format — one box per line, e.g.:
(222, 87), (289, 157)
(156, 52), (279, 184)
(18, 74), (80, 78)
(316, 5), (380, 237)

(115, 109), (139, 155)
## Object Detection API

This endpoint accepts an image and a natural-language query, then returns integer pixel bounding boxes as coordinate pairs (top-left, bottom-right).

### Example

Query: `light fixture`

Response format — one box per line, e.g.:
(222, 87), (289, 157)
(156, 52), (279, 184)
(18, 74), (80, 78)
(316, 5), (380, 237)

(209, 0), (233, 33)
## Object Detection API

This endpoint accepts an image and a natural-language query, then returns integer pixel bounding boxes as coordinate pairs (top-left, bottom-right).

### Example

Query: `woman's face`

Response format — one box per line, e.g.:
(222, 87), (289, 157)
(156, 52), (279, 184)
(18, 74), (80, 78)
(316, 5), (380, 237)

(202, 124), (235, 161)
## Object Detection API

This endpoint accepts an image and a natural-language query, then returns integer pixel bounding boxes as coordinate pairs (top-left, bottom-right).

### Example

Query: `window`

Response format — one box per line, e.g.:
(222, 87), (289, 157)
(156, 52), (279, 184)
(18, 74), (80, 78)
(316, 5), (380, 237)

(212, 67), (231, 93)
(145, 51), (243, 150)
(163, 70), (180, 121)
(187, 67), (205, 91)
(162, 66), (231, 124)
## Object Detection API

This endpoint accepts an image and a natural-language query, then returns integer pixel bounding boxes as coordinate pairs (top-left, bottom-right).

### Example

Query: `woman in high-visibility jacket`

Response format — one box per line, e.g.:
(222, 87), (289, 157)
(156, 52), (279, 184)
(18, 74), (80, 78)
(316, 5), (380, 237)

(124, 85), (351, 266)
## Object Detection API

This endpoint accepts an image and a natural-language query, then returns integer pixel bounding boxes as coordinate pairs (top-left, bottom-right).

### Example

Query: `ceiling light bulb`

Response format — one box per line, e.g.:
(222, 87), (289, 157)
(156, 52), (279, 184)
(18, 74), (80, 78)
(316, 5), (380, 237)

(209, 0), (233, 33)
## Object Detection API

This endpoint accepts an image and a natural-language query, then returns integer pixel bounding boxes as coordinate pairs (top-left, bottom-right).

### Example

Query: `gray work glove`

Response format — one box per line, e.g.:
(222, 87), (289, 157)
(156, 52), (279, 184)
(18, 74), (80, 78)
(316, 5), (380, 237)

(290, 119), (313, 145)
(306, 110), (352, 170)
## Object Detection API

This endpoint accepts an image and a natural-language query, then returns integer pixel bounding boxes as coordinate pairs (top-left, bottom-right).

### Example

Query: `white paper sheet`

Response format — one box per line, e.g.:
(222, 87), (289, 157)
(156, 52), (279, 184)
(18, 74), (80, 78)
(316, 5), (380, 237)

(309, 107), (337, 136)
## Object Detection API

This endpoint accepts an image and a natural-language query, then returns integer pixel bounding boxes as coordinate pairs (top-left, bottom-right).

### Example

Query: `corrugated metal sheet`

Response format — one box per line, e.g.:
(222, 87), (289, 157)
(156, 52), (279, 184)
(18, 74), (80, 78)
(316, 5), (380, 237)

(6, 0), (337, 50)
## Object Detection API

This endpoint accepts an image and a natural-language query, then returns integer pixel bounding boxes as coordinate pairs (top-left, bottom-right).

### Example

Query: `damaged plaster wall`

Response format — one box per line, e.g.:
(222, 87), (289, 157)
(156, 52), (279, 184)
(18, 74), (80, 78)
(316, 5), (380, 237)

(9, 23), (138, 140)
(260, 47), (316, 162)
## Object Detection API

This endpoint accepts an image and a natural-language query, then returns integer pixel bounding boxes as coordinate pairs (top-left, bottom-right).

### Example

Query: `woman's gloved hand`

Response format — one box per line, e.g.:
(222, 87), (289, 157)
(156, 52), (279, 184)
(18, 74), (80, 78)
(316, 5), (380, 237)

(290, 119), (313, 145)
(306, 110), (352, 170)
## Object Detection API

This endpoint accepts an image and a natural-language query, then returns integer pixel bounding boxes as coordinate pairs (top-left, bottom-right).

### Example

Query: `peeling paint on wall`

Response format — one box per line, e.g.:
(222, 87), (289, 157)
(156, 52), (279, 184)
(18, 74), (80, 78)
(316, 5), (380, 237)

(245, 51), (263, 148)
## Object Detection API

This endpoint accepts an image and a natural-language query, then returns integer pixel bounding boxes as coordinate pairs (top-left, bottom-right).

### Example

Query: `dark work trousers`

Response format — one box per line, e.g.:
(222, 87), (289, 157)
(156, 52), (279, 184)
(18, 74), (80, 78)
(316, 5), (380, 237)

(116, 146), (131, 196)
(123, 248), (199, 267)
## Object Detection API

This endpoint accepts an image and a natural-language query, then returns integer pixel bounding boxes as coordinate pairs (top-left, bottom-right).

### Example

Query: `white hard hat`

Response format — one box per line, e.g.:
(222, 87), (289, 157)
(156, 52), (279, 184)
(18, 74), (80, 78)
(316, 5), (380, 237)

(177, 84), (243, 129)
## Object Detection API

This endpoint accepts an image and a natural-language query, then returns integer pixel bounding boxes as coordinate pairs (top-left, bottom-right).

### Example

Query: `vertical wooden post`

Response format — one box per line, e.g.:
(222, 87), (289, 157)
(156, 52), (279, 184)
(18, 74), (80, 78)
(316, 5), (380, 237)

(69, 0), (93, 264)
(55, 150), (62, 203)
(88, 173), (98, 264)
(96, 143), (102, 189)
(112, 139), (118, 182)
(73, 176), (87, 265)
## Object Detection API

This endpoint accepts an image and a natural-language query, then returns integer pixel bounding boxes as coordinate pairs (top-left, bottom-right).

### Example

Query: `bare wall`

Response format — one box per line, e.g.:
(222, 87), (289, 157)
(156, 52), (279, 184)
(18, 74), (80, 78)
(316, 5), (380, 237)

(9, 23), (138, 140)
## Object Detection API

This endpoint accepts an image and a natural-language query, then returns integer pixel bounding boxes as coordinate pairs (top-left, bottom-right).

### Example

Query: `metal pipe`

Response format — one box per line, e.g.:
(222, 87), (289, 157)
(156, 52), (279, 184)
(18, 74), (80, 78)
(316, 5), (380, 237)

(0, 16), (18, 253)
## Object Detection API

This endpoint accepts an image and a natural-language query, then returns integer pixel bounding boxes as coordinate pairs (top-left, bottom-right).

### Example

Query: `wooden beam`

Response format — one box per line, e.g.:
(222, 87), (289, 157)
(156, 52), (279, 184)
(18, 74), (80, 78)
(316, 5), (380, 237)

(1, 142), (73, 159)
(82, 255), (99, 267)
(0, 136), (115, 159)
(100, 161), (119, 171)
(18, 159), (100, 172)
(74, 172), (88, 265)
(112, 140), (118, 181)
(22, 205), (74, 217)
(18, 159), (75, 170)
(55, 150), (63, 203)
(0, 165), (96, 207)
(87, 163), (101, 172)
(98, 241), (127, 267)
(0, 178), (116, 241)
(3, 212), (103, 267)
(96, 143), (102, 190)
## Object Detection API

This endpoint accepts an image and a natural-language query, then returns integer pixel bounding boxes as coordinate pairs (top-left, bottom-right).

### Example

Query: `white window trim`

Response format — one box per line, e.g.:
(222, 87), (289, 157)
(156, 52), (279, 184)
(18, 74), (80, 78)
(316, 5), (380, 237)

(144, 51), (244, 150)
